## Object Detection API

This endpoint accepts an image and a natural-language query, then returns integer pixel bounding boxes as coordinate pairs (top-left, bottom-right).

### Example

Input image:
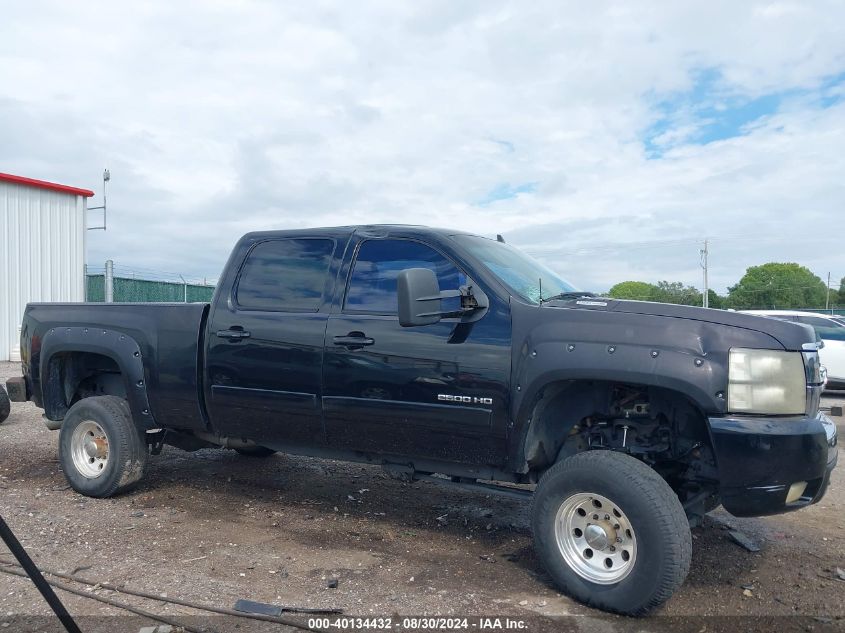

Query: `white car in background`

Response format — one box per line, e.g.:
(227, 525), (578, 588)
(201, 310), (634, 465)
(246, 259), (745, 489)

(741, 310), (845, 390)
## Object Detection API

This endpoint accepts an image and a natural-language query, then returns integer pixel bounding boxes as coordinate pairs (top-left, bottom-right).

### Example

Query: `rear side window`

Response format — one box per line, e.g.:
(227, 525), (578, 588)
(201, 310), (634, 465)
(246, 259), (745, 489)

(236, 239), (334, 311)
(345, 239), (466, 314)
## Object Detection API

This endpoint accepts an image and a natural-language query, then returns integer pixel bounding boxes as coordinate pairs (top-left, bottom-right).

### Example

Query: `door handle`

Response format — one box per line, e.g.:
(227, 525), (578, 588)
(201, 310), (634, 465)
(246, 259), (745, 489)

(217, 329), (251, 340)
(333, 333), (374, 347)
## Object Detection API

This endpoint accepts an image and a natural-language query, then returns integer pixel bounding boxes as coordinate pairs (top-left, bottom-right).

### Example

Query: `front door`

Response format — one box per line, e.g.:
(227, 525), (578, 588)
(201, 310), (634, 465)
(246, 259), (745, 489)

(322, 237), (512, 465)
(206, 237), (338, 446)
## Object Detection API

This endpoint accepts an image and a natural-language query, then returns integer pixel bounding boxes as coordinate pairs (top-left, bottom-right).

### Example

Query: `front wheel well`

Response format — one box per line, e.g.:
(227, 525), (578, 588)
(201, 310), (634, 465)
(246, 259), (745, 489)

(521, 380), (719, 506)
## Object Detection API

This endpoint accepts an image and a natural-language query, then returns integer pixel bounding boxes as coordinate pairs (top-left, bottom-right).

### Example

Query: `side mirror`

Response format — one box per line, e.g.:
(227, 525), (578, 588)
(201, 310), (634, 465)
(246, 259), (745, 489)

(397, 268), (443, 327)
(397, 268), (490, 328)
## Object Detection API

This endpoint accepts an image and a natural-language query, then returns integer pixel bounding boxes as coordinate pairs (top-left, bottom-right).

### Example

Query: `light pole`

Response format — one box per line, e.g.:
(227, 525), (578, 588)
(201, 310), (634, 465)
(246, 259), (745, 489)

(87, 169), (110, 231)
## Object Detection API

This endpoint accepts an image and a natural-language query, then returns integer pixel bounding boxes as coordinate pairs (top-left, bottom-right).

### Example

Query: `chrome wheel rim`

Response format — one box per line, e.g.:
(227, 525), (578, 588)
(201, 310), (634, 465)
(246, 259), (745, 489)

(70, 420), (110, 478)
(555, 492), (637, 584)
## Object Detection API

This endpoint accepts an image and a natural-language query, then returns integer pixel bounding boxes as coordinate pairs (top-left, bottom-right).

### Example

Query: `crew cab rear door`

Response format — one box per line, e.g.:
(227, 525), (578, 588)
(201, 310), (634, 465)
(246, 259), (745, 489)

(205, 236), (341, 446)
(321, 234), (512, 465)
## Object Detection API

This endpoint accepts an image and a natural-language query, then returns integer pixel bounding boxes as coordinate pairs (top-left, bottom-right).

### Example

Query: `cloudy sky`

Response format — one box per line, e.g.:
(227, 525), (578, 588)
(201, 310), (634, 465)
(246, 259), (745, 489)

(2, 1), (844, 294)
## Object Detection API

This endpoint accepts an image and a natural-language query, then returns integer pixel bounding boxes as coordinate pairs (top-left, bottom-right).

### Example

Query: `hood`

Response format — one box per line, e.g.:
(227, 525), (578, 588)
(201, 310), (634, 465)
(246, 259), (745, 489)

(543, 297), (815, 351)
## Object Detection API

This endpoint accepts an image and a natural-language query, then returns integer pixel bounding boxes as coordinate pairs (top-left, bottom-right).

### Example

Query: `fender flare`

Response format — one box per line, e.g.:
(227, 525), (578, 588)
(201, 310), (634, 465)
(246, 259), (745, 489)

(40, 326), (156, 429)
(508, 342), (726, 470)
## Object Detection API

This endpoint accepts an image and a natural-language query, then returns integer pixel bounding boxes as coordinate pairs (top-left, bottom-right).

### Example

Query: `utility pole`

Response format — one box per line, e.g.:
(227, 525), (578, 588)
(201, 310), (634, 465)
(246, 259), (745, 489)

(826, 272), (831, 311)
(700, 239), (709, 308)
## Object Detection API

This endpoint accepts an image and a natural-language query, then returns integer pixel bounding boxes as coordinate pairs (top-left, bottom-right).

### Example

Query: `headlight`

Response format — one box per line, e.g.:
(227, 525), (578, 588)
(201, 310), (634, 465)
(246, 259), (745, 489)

(728, 348), (806, 415)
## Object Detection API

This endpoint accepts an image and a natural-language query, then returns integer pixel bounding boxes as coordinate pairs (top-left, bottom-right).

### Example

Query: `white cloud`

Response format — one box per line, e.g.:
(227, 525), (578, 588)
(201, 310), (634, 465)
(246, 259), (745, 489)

(1, 1), (844, 295)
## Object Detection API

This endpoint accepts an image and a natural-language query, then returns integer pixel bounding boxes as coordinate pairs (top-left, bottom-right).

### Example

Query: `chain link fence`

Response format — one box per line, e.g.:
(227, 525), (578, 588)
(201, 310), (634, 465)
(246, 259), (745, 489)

(85, 262), (216, 303)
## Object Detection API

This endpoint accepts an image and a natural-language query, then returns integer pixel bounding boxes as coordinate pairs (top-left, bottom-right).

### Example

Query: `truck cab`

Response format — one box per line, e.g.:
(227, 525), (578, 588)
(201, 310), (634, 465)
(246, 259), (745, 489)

(204, 226), (513, 464)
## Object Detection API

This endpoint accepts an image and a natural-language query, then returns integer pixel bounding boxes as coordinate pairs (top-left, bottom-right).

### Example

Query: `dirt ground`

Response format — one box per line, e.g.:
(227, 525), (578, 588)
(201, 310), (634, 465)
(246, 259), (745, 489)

(0, 361), (843, 633)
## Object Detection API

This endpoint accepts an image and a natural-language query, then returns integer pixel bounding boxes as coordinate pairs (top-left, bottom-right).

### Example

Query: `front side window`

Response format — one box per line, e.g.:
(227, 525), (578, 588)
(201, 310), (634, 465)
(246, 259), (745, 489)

(236, 238), (334, 311)
(345, 239), (466, 314)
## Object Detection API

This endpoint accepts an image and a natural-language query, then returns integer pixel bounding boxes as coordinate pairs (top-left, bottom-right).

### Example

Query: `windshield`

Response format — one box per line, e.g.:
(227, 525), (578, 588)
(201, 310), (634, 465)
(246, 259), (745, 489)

(453, 234), (578, 304)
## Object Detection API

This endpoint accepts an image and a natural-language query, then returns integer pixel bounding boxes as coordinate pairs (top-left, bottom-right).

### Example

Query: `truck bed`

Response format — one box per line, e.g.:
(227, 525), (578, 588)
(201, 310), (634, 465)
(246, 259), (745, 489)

(22, 302), (210, 431)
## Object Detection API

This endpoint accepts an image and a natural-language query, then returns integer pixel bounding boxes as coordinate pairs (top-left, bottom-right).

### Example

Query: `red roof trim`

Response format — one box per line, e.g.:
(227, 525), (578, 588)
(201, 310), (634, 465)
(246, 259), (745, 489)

(0, 172), (95, 197)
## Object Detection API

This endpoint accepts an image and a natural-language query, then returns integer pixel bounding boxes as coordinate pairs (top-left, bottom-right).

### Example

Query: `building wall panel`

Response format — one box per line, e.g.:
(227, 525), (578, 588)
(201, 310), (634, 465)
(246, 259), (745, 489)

(0, 181), (86, 361)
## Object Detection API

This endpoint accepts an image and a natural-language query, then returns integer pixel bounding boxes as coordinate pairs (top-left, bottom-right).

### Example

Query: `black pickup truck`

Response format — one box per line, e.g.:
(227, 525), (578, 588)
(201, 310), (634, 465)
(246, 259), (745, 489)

(3, 225), (838, 615)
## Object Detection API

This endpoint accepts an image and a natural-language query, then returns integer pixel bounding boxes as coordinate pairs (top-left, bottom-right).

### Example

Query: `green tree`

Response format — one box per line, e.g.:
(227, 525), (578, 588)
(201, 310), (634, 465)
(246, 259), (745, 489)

(607, 280), (716, 306)
(652, 281), (702, 306)
(839, 276), (845, 307)
(726, 263), (827, 309)
(707, 289), (725, 309)
(607, 281), (658, 301)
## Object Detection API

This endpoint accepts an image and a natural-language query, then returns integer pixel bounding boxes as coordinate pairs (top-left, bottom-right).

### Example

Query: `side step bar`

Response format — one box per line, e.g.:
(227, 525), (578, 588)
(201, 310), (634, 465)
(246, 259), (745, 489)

(382, 464), (534, 501)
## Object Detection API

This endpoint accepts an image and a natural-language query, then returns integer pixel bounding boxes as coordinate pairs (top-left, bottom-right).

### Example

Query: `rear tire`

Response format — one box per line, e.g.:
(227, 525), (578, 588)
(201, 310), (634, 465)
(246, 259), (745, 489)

(59, 396), (148, 498)
(531, 450), (691, 615)
(234, 446), (277, 458)
(0, 386), (10, 424)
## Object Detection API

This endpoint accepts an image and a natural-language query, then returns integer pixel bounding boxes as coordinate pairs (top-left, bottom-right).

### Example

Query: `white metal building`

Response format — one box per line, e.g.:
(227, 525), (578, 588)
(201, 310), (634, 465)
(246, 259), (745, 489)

(0, 172), (93, 361)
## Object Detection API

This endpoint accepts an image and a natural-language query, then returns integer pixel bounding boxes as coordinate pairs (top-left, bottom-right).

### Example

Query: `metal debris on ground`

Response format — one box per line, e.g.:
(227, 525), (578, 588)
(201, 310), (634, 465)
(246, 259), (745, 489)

(234, 599), (285, 617)
(728, 529), (762, 552)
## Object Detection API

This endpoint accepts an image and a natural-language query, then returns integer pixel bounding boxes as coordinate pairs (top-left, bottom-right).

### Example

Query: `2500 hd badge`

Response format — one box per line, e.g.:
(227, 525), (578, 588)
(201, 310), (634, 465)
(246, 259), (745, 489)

(438, 394), (494, 405)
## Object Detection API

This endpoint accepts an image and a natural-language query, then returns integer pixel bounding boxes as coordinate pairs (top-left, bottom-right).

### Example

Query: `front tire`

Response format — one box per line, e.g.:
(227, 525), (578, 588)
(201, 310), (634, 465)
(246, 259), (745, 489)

(0, 386), (10, 424)
(59, 396), (148, 498)
(532, 450), (691, 615)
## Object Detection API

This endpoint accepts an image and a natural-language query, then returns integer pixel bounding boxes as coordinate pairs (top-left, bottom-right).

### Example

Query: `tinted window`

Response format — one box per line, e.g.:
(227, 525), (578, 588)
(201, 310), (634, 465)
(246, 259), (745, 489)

(795, 316), (845, 342)
(345, 239), (466, 314)
(236, 239), (334, 311)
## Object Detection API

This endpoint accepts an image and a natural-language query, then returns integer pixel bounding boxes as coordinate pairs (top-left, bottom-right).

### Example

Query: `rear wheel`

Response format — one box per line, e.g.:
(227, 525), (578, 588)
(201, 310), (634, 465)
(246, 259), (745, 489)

(59, 396), (148, 498)
(531, 450), (691, 615)
(0, 386), (10, 424)
(234, 446), (277, 458)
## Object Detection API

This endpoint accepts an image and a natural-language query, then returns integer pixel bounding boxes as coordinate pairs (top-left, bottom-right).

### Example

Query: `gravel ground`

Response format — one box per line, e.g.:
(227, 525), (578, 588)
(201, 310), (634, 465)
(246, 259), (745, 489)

(0, 361), (843, 633)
